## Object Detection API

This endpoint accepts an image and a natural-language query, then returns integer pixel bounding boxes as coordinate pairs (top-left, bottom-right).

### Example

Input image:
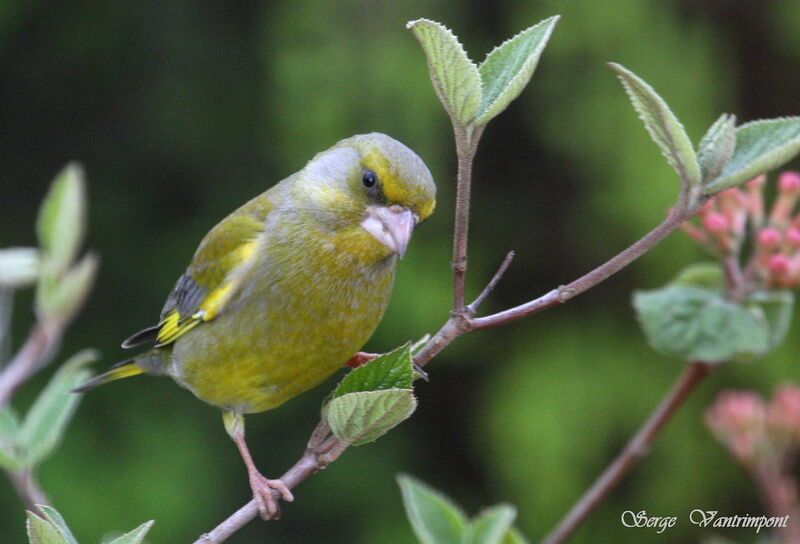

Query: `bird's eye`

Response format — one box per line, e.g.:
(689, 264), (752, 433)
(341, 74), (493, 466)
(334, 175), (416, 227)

(362, 170), (377, 188)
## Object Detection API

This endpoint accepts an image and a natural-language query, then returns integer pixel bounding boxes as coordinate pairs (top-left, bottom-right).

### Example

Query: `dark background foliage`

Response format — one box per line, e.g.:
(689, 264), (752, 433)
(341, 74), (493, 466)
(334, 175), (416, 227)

(1, 1), (799, 542)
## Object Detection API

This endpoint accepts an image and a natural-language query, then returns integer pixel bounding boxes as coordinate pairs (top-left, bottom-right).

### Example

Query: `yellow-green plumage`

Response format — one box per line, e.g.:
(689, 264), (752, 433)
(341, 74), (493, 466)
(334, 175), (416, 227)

(85, 133), (435, 416)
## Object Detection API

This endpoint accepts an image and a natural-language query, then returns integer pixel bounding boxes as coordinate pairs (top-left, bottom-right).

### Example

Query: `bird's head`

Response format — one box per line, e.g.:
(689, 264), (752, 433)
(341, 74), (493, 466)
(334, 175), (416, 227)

(294, 133), (436, 259)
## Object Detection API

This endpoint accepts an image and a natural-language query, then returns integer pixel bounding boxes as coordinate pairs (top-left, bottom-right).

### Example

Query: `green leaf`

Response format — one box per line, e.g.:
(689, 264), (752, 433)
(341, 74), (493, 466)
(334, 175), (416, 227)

(698, 113), (736, 184)
(746, 290), (794, 350)
(633, 286), (770, 363)
(670, 262), (725, 290)
(609, 63), (701, 192)
(26, 511), (69, 544)
(407, 19), (482, 127)
(36, 252), (99, 322)
(0, 405), (22, 470)
(0, 248), (41, 288)
(501, 527), (530, 544)
(704, 117), (800, 194)
(26, 513), (60, 544)
(474, 16), (559, 126)
(19, 349), (96, 465)
(36, 163), (87, 275)
(325, 389), (416, 445)
(468, 505), (517, 544)
(37, 506), (78, 544)
(106, 520), (155, 544)
(398, 474), (469, 544)
(332, 344), (413, 398)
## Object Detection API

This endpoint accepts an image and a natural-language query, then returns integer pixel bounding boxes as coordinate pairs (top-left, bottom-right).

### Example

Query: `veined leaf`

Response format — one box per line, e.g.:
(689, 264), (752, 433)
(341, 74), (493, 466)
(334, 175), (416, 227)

(332, 344), (413, 398)
(325, 389), (416, 446)
(407, 19), (482, 127)
(698, 113), (736, 184)
(633, 286), (770, 363)
(704, 117), (800, 194)
(609, 63), (701, 191)
(475, 16), (559, 125)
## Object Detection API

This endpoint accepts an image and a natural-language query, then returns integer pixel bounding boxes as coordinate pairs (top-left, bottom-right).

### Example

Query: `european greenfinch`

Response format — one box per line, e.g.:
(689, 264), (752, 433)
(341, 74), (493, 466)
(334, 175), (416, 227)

(76, 133), (435, 518)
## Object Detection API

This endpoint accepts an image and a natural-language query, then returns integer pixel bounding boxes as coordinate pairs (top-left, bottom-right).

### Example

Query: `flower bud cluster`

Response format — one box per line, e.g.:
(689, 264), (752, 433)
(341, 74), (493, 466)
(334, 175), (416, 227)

(706, 385), (800, 468)
(681, 171), (800, 288)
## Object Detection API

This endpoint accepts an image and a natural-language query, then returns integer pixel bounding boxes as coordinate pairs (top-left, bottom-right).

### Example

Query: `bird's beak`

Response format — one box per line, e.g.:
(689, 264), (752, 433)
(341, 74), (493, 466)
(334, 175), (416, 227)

(361, 204), (416, 258)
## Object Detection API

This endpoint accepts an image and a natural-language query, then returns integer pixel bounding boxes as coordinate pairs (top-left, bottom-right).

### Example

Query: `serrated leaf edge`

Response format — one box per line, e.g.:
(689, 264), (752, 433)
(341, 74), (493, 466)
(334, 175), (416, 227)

(474, 15), (559, 125)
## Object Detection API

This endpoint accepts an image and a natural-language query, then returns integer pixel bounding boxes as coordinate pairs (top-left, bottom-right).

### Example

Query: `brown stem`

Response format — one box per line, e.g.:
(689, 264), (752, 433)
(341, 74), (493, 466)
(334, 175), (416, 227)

(0, 319), (62, 407)
(8, 468), (50, 513)
(540, 361), (713, 544)
(451, 127), (483, 315)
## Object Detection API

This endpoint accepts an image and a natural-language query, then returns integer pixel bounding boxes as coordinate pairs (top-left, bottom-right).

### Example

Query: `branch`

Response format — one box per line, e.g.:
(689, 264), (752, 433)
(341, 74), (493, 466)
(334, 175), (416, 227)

(413, 206), (694, 368)
(195, 422), (349, 544)
(0, 318), (62, 407)
(540, 361), (713, 544)
(8, 468), (50, 513)
(470, 207), (694, 330)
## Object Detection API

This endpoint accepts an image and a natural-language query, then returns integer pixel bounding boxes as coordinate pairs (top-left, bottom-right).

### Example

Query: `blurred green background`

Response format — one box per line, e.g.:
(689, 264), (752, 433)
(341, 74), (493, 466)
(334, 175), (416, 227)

(2, 1), (800, 542)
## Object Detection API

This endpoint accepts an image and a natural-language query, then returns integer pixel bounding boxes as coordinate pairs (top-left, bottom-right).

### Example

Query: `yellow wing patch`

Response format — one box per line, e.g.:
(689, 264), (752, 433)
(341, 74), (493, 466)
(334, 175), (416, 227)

(155, 239), (259, 347)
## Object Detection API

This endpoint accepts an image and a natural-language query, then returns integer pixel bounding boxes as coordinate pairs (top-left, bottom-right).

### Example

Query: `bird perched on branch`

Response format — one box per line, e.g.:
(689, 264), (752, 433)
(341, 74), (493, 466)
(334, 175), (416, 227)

(75, 133), (436, 518)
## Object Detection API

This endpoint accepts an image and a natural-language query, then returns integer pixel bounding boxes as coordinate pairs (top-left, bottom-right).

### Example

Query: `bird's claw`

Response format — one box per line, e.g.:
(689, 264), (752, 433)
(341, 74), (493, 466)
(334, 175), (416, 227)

(249, 473), (294, 520)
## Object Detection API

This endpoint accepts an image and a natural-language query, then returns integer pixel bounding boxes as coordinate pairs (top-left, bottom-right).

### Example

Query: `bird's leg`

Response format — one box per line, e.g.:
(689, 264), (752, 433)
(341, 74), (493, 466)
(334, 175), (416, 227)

(222, 411), (294, 520)
(343, 351), (378, 369)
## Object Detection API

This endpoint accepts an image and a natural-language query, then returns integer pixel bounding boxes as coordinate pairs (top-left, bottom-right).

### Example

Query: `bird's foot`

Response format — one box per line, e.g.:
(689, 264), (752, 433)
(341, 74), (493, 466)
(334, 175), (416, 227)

(344, 351), (377, 369)
(249, 472), (294, 520)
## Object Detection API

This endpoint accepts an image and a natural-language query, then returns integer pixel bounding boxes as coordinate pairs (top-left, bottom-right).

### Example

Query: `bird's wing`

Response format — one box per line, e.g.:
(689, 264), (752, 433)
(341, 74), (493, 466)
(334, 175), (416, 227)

(122, 194), (270, 349)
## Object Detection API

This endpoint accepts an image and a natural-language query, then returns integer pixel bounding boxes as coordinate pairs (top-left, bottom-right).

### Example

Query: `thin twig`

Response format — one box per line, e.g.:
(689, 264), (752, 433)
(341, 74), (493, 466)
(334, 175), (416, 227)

(470, 207), (694, 330)
(467, 251), (515, 314)
(540, 361), (713, 544)
(0, 318), (62, 407)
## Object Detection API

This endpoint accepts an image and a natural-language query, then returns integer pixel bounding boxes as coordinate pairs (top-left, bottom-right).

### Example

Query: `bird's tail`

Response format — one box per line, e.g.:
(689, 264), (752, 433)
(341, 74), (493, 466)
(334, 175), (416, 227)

(72, 350), (164, 393)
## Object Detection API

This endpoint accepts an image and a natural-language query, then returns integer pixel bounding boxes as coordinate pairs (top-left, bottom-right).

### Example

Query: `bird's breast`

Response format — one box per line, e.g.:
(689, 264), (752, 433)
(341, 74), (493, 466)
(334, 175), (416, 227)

(170, 224), (397, 414)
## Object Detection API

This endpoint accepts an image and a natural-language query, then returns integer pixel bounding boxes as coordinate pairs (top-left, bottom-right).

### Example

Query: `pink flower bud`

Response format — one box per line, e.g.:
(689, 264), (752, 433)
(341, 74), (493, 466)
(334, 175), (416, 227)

(779, 171), (800, 194)
(706, 390), (766, 463)
(787, 228), (800, 248)
(767, 385), (800, 437)
(757, 227), (782, 249)
(768, 254), (791, 275)
(703, 212), (729, 233)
